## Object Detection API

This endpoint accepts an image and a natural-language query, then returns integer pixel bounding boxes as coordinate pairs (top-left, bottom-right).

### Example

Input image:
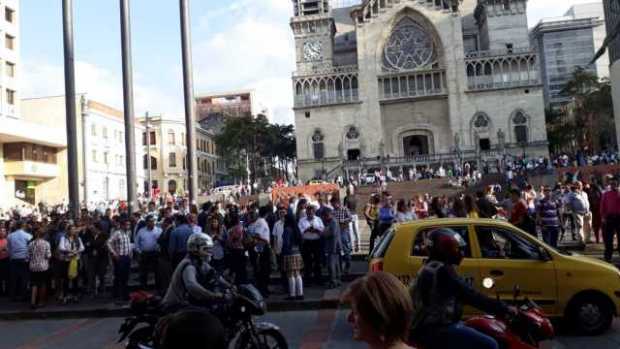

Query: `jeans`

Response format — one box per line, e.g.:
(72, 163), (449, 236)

(256, 246), (272, 296)
(0, 258), (8, 296)
(229, 249), (248, 285)
(302, 239), (322, 283)
(113, 256), (131, 300)
(542, 226), (560, 248)
(8, 259), (28, 301)
(423, 322), (498, 349)
(603, 215), (620, 261)
(327, 253), (341, 286)
(348, 214), (360, 249)
(139, 252), (159, 289)
(86, 255), (107, 294)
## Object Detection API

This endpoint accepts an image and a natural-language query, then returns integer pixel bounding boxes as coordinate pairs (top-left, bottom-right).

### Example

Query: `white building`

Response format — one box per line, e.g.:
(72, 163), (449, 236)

(291, 0), (548, 181)
(82, 99), (145, 203)
(21, 95), (145, 205)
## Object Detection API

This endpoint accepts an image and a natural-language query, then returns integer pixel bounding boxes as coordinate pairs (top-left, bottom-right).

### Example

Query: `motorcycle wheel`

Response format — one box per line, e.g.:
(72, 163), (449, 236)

(236, 328), (288, 349)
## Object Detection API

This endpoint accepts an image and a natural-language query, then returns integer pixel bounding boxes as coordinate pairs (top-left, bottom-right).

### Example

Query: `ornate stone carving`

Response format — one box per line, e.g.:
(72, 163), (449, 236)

(513, 111), (527, 125)
(312, 129), (324, 142)
(474, 114), (489, 128)
(346, 126), (360, 140)
(384, 18), (435, 71)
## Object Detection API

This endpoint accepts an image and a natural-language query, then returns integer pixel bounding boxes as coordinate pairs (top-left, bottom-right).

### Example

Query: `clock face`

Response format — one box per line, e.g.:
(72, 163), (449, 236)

(303, 40), (323, 62)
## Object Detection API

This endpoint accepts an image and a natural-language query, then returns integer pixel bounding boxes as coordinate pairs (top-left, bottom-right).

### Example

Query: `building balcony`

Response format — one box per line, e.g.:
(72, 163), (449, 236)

(4, 160), (59, 179)
(293, 66), (360, 109)
(465, 49), (542, 91)
(378, 69), (447, 102)
(294, 89), (360, 108)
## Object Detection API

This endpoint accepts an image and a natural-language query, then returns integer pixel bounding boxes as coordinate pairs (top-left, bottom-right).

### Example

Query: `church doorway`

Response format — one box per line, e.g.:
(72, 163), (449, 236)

(479, 138), (491, 151)
(347, 149), (361, 161)
(403, 135), (430, 156)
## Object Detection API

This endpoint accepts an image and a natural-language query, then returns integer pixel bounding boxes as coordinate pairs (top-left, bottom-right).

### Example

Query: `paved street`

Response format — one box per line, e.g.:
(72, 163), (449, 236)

(0, 311), (619, 349)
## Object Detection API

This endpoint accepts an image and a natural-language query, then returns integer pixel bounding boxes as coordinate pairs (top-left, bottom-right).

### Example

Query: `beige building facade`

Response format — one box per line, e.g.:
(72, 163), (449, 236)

(291, 0), (549, 181)
(138, 115), (218, 197)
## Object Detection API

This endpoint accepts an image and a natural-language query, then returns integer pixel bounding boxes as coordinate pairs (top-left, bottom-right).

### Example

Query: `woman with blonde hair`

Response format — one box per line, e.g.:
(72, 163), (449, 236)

(343, 272), (413, 349)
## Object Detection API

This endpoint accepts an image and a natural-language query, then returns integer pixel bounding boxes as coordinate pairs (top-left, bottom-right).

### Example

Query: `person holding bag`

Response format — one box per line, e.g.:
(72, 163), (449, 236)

(58, 222), (85, 304)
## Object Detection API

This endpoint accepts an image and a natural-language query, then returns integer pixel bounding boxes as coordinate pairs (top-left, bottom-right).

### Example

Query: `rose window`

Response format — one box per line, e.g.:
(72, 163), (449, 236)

(384, 18), (436, 71)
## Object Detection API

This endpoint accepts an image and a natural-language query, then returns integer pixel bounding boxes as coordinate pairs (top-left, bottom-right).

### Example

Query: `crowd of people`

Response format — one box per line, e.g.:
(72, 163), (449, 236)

(0, 188), (364, 309)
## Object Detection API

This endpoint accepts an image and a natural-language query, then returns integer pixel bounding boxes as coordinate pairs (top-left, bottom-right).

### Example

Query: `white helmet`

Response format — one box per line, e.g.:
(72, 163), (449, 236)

(187, 233), (214, 258)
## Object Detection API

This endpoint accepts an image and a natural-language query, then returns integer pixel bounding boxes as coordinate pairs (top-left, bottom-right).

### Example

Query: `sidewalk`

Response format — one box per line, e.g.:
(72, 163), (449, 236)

(0, 261), (368, 321)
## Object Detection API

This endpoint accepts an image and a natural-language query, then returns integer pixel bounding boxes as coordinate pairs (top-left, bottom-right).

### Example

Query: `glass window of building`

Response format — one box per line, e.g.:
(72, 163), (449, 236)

(6, 89), (14, 105)
(102, 127), (108, 139)
(149, 131), (156, 145)
(5, 34), (14, 50)
(92, 150), (97, 163)
(6, 62), (15, 77)
(92, 124), (98, 137)
(168, 130), (175, 145)
(5, 7), (14, 23)
(169, 152), (177, 167)
(312, 129), (325, 160)
(103, 152), (109, 164)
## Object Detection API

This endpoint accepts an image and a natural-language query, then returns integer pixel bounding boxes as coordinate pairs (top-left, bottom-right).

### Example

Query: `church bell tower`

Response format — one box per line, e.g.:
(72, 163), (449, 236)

(291, 0), (336, 73)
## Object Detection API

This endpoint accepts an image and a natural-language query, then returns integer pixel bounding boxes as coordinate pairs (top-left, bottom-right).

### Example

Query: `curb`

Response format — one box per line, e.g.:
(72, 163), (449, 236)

(0, 298), (348, 321)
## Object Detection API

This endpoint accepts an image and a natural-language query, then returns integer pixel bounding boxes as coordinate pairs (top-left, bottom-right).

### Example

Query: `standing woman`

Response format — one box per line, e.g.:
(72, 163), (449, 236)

(205, 215), (227, 274)
(0, 222), (8, 296)
(226, 213), (248, 285)
(464, 195), (480, 219)
(27, 224), (51, 308)
(58, 223), (85, 304)
(413, 195), (429, 219)
(395, 199), (416, 223)
(282, 213), (304, 300)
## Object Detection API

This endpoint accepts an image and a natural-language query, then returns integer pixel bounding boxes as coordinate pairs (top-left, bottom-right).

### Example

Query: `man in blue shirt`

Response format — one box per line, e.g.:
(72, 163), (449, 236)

(169, 215), (194, 269)
(7, 221), (32, 301)
(135, 215), (162, 290)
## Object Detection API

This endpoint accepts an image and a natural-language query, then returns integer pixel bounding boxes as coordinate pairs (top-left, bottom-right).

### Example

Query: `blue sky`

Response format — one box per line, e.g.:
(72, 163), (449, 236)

(19, 0), (600, 125)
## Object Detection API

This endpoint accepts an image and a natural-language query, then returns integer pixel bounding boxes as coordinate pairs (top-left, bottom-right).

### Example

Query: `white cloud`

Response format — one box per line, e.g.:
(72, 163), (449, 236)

(21, 59), (182, 117)
(192, 1), (296, 124)
(527, 0), (601, 27)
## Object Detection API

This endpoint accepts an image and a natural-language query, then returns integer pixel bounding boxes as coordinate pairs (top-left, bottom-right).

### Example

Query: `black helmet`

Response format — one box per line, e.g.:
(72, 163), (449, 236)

(427, 228), (467, 265)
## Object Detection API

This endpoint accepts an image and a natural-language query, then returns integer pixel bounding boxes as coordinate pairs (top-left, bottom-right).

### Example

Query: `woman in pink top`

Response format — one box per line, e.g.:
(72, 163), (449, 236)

(0, 223), (8, 296)
(413, 195), (429, 219)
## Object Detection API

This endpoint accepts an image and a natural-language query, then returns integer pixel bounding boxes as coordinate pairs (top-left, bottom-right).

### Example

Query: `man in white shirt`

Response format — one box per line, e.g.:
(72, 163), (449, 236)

(248, 208), (272, 296)
(135, 215), (163, 289)
(298, 206), (325, 284)
(570, 182), (591, 244)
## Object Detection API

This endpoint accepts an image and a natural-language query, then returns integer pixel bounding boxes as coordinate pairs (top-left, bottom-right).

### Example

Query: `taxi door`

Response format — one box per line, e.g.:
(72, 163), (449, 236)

(386, 224), (482, 313)
(471, 224), (559, 315)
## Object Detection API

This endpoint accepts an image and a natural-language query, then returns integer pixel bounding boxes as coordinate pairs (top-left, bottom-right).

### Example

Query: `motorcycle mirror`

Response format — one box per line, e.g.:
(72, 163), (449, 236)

(482, 277), (495, 289)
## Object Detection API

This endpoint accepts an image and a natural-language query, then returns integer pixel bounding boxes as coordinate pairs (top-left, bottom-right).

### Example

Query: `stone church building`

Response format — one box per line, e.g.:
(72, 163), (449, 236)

(291, 0), (549, 181)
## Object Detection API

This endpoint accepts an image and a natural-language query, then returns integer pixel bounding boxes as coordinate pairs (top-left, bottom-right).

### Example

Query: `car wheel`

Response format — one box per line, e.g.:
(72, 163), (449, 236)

(568, 295), (614, 336)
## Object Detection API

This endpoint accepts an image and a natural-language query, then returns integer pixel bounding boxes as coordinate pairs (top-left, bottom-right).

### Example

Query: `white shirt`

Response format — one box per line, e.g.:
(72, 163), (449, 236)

(249, 218), (270, 243)
(272, 220), (285, 255)
(298, 216), (325, 240)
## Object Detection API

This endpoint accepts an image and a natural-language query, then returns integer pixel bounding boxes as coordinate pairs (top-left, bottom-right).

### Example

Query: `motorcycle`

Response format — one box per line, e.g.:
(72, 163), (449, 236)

(464, 278), (554, 349)
(118, 284), (288, 349)
(410, 278), (554, 349)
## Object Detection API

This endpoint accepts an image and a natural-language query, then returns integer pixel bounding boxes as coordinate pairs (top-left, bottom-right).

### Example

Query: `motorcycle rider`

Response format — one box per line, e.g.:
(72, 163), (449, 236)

(410, 228), (516, 349)
(162, 233), (233, 312)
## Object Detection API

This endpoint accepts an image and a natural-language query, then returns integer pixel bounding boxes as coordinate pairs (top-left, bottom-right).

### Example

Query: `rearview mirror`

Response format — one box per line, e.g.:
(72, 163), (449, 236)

(482, 277), (495, 289)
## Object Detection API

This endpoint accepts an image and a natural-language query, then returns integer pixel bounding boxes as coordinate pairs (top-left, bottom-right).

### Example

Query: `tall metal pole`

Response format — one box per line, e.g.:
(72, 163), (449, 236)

(62, 0), (80, 219)
(145, 112), (152, 200)
(120, 0), (137, 214)
(180, 0), (198, 204)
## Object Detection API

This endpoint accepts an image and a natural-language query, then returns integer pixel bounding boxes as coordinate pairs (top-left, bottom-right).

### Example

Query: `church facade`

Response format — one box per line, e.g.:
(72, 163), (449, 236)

(290, 0), (549, 181)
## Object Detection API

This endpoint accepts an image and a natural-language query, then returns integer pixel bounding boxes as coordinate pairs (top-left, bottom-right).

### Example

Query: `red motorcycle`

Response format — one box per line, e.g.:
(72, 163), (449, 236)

(412, 278), (555, 349)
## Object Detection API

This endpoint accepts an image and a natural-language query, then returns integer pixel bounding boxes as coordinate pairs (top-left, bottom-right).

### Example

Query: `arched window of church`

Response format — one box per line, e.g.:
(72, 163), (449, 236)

(383, 18), (436, 72)
(312, 129), (325, 160)
(473, 114), (489, 129)
(513, 111), (528, 144)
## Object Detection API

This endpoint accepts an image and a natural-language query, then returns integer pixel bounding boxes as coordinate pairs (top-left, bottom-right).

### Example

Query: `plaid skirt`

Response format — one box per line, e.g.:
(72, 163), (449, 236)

(282, 254), (304, 273)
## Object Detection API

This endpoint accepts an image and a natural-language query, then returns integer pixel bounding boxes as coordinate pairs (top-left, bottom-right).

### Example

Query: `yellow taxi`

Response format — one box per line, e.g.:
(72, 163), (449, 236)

(369, 218), (620, 335)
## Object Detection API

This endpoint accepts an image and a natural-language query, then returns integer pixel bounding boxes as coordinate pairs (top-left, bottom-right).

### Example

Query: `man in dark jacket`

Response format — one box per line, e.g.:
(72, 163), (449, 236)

(410, 228), (515, 349)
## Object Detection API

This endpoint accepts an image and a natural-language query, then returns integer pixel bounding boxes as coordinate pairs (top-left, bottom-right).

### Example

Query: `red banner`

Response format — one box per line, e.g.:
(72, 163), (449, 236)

(556, 164), (620, 181)
(271, 184), (339, 203)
